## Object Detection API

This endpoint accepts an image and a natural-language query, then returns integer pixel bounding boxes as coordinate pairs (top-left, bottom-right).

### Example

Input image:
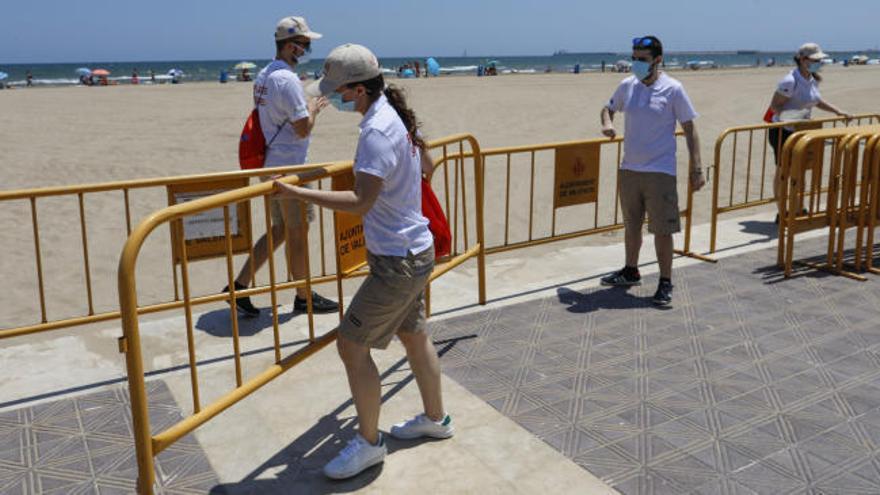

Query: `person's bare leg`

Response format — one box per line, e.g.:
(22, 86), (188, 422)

(234, 223), (286, 287)
(397, 331), (444, 421)
(624, 222), (643, 268)
(287, 223), (310, 299)
(337, 337), (381, 444)
(654, 233), (674, 279)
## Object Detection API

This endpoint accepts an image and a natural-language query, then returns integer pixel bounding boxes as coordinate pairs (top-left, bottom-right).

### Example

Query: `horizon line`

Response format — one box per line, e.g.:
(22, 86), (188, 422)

(3, 47), (879, 66)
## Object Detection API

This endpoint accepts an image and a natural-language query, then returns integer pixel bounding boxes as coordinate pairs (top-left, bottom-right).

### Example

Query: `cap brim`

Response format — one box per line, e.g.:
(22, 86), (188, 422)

(303, 30), (322, 40)
(305, 77), (342, 97)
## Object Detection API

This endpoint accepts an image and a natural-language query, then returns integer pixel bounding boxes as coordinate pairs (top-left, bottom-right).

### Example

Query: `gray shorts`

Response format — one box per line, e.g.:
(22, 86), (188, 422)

(619, 170), (681, 235)
(338, 246), (435, 350)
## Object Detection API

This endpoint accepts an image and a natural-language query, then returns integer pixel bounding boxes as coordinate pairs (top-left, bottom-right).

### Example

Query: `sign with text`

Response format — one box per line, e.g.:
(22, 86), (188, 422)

(554, 143), (601, 208)
(167, 178), (252, 263)
(332, 171), (367, 274)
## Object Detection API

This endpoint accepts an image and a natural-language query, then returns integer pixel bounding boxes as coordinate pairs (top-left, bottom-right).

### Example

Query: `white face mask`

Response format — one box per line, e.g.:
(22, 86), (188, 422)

(808, 61), (823, 73)
(328, 93), (356, 112)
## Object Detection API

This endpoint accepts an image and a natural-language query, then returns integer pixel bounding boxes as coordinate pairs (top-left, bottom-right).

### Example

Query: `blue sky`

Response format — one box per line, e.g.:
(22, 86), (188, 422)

(2, 0), (878, 63)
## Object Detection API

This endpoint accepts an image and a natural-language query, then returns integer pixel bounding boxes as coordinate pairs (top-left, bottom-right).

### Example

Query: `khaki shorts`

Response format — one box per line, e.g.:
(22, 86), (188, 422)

(618, 170), (681, 235)
(339, 246), (435, 350)
(260, 177), (315, 228)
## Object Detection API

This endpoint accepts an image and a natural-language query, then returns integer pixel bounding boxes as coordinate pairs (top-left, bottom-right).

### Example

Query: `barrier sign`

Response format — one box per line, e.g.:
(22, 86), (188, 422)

(332, 171), (367, 273)
(554, 143), (600, 208)
(167, 178), (252, 263)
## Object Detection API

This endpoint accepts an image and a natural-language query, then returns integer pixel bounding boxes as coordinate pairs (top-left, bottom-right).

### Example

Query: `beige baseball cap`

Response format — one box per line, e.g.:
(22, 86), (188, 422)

(797, 42), (828, 61)
(305, 44), (382, 97)
(275, 16), (322, 41)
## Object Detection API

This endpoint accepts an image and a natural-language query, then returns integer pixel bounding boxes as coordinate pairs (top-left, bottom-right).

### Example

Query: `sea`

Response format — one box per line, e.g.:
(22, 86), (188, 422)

(1, 51), (877, 87)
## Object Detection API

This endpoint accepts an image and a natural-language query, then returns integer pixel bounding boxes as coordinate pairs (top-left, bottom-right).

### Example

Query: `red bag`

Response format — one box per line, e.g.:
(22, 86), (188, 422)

(238, 108), (266, 169)
(238, 109), (288, 170)
(763, 106), (775, 124)
(421, 178), (451, 259)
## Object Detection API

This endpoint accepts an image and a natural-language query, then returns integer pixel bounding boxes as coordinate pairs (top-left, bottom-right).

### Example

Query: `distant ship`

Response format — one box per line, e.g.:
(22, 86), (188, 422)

(736, 50), (759, 55)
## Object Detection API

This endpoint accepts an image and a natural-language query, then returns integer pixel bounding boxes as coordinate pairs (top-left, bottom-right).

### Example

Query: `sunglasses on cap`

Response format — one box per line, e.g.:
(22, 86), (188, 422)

(632, 37), (655, 49)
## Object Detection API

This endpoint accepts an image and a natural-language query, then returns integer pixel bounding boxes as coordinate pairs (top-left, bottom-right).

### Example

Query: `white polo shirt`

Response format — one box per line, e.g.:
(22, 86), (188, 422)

(253, 60), (310, 167)
(773, 68), (821, 124)
(354, 94), (433, 257)
(606, 73), (698, 176)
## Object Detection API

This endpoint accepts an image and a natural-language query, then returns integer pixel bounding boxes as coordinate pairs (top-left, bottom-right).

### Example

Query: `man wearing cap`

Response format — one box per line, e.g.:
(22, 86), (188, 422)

(598, 35), (705, 306)
(766, 42), (851, 221)
(224, 16), (339, 315)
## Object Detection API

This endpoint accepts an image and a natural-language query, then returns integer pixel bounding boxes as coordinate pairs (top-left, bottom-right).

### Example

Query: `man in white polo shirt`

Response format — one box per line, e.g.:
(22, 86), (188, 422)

(598, 35), (705, 306)
(223, 15), (338, 316)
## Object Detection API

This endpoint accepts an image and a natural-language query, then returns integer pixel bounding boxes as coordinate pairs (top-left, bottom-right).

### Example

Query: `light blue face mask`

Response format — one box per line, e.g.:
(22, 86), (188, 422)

(808, 61), (823, 73)
(632, 60), (653, 81)
(328, 93), (356, 112)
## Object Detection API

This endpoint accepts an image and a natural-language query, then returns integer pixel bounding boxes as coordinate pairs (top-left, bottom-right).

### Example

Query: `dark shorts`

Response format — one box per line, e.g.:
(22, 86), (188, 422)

(338, 246), (434, 350)
(619, 170), (681, 235)
(768, 127), (795, 166)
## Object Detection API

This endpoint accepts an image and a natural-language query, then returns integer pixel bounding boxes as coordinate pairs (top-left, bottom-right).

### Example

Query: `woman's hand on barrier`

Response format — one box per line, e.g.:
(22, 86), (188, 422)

(689, 168), (706, 191)
(601, 126), (617, 139)
(272, 180), (301, 198)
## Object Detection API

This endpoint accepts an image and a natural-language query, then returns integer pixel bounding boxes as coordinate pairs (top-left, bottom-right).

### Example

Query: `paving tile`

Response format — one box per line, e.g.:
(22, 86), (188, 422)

(434, 235), (880, 493)
(0, 381), (217, 494)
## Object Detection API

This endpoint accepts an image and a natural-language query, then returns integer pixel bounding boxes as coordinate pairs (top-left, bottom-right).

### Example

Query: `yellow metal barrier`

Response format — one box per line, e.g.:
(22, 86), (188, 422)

(0, 164), (351, 340)
(478, 132), (714, 262)
(117, 134), (485, 494)
(776, 125), (880, 279)
(709, 114), (880, 253)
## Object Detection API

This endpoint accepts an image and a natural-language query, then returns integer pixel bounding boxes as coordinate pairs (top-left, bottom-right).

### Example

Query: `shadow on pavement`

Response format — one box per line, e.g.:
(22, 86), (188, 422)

(209, 334), (475, 494)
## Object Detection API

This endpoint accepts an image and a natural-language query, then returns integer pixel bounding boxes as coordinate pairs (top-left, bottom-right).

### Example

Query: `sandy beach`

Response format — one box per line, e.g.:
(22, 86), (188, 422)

(1, 65), (879, 329)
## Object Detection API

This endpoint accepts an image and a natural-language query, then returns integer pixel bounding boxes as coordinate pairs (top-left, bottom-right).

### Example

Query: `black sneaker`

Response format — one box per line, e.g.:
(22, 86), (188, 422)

(600, 267), (642, 287)
(222, 282), (260, 317)
(294, 292), (339, 314)
(652, 280), (673, 307)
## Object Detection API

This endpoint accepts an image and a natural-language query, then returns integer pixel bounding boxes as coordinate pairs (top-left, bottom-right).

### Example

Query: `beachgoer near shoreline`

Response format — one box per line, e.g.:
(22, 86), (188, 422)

(149, 69), (155, 83)
(26, 71), (33, 87)
(222, 15), (338, 316)
(276, 43), (452, 480)
(767, 42), (851, 221)
(599, 35), (705, 306)
(131, 68), (139, 85)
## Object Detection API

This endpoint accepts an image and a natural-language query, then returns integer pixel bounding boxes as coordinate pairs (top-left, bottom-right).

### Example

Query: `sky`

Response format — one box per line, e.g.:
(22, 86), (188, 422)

(1, 0), (879, 64)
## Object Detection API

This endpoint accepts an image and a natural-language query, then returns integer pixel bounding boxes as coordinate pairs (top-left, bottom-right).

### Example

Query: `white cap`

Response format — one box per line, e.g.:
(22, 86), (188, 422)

(305, 44), (382, 97)
(797, 42), (828, 61)
(275, 16), (322, 41)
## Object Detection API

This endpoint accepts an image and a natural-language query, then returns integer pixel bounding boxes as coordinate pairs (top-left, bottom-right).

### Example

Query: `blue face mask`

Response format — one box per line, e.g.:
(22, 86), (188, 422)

(632, 60), (653, 81)
(808, 61), (823, 73)
(328, 93), (356, 112)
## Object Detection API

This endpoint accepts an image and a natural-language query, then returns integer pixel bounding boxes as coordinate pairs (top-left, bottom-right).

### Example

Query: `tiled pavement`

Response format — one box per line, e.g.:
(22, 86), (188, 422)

(0, 381), (217, 494)
(432, 236), (880, 495)
(2, 235), (879, 494)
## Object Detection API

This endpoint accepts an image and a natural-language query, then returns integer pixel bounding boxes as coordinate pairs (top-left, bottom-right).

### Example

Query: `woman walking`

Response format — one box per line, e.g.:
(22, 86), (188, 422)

(273, 43), (452, 480)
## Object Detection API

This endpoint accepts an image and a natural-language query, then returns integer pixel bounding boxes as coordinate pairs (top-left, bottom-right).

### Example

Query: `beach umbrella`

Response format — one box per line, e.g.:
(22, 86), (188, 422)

(0, 72), (8, 81)
(91, 69), (110, 76)
(426, 57), (440, 76)
(487, 59), (499, 67)
(167, 69), (184, 77)
(75, 67), (91, 76)
(234, 61), (257, 70)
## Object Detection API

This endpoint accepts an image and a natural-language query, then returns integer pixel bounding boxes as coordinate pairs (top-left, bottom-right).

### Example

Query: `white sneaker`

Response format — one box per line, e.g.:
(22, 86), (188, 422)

(389, 413), (455, 440)
(323, 433), (387, 480)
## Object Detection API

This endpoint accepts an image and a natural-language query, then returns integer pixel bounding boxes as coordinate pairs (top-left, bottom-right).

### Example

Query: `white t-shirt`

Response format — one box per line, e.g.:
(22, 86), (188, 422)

(253, 60), (310, 167)
(354, 94), (433, 257)
(606, 73), (698, 176)
(773, 68), (821, 125)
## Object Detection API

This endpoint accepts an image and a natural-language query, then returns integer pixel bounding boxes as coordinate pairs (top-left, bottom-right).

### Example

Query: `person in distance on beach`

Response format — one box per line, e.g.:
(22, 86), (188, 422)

(598, 35), (705, 307)
(274, 43), (453, 480)
(222, 15), (338, 317)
